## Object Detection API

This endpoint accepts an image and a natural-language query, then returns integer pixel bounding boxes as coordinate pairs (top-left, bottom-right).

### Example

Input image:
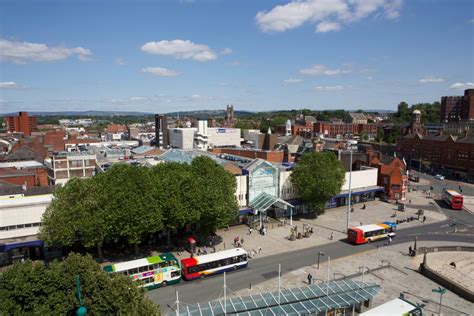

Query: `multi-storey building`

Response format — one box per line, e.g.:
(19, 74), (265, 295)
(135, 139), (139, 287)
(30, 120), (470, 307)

(314, 122), (377, 139)
(440, 89), (474, 122)
(5, 112), (37, 136)
(45, 152), (96, 185)
(155, 114), (169, 149)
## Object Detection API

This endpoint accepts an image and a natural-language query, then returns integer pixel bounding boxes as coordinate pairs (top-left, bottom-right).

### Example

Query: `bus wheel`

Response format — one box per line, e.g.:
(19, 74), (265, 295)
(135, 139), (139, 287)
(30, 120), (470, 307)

(161, 281), (168, 287)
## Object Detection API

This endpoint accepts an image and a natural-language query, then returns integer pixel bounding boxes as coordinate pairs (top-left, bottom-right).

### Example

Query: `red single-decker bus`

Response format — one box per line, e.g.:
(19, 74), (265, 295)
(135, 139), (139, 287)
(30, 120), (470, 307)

(442, 189), (463, 210)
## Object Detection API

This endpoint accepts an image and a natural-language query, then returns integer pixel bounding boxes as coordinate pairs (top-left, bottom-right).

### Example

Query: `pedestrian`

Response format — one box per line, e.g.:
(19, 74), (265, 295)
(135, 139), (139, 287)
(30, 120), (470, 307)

(408, 246), (412, 256)
(409, 199), (411, 204)
(249, 227), (252, 235)
(388, 236), (392, 245)
(213, 246), (216, 253)
(258, 246), (262, 253)
(330, 232), (334, 240)
(204, 246), (208, 254)
(241, 237), (244, 245)
(422, 216), (426, 223)
(362, 204), (366, 210)
(307, 273), (313, 285)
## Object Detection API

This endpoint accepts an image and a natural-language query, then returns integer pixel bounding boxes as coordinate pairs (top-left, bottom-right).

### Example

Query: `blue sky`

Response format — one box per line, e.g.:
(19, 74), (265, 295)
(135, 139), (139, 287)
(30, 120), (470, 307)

(0, 0), (473, 114)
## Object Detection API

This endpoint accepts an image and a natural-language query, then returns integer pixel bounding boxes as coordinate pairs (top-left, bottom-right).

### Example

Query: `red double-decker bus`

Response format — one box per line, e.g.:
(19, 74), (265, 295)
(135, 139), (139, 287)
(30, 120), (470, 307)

(442, 189), (463, 210)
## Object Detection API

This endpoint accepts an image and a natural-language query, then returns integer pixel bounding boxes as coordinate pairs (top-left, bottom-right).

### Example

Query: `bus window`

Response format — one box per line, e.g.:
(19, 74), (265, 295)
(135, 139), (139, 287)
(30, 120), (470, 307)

(130, 268), (138, 275)
(171, 270), (180, 277)
(139, 266), (148, 273)
(152, 264), (159, 270)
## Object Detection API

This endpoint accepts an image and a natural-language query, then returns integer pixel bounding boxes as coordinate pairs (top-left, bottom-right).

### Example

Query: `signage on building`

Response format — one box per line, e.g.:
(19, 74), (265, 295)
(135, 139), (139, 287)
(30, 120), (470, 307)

(217, 128), (227, 133)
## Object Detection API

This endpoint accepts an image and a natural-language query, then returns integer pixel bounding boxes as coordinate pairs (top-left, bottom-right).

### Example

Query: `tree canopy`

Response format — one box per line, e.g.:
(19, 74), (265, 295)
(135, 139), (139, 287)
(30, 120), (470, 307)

(0, 253), (159, 315)
(392, 101), (440, 123)
(40, 157), (238, 256)
(291, 152), (345, 214)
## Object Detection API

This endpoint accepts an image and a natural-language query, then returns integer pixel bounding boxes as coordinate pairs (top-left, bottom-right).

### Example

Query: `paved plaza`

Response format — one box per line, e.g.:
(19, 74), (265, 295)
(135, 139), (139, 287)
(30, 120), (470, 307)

(230, 241), (474, 315)
(173, 190), (447, 262)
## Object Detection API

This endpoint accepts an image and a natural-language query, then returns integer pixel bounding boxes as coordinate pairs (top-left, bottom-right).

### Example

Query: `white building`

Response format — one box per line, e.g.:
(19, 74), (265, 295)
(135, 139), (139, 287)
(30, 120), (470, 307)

(0, 194), (53, 240)
(45, 152), (96, 185)
(169, 128), (197, 150)
(194, 120), (241, 149)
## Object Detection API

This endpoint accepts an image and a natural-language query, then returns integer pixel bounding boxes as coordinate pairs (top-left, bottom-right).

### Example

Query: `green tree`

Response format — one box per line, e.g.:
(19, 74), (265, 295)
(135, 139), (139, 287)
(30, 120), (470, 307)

(101, 164), (163, 254)
(151, 162), (199, 245)
(375, 127), (385, 143)
(40, 178), (101, 251)
(291, 152), (345, 215)
(0, 253), (159, 315)
(190, 156), (239, 235)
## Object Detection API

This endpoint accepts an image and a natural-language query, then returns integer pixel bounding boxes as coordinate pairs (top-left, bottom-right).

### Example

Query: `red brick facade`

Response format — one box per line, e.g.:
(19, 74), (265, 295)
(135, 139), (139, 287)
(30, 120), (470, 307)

(209, 148), (285, 163)
(397, 132), (474, 181)
(314, 122), (377, 138)
(0, 166), (48, 187)
(5, 112), (37, 136)
(369, 156), (408, 201)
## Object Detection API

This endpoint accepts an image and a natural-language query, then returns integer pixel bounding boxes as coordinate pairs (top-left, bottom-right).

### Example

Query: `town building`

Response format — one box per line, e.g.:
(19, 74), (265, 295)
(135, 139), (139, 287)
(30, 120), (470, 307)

(5, 112), (37, 136)
(349, 112), (368, 124)
(45, 152), (96, 185)
(314, 122), (377, 139)
(0, 161), (49, 187)
(169, 128), (197, 149)
(369, 156), (408, 201)
(440, 89), (474, 122)
(0, 194), (53, 266)
(155, 114), (169, 149)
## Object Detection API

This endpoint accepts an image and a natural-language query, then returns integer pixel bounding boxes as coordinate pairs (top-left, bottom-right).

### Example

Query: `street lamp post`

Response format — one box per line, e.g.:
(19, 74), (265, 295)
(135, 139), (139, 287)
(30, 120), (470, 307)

(317, 251), (324, 270)
(346, 143), (353, 232)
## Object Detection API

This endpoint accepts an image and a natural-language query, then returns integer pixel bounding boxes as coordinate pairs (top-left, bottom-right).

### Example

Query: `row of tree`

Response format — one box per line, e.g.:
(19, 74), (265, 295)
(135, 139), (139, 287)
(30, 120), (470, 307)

(39, 156), (238, 259)
(0, 253), (159, 314)
(392, 101), (440, 123)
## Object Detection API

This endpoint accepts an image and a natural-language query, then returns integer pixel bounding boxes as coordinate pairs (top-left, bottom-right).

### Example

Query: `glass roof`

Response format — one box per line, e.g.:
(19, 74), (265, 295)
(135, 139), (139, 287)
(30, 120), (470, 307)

(176, 280), (380, 316)
(249, 192), (294, 213)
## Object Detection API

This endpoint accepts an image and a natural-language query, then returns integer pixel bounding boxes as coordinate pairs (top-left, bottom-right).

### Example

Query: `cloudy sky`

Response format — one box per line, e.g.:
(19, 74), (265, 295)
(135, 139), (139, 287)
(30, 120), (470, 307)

(0, 0), (473, 113)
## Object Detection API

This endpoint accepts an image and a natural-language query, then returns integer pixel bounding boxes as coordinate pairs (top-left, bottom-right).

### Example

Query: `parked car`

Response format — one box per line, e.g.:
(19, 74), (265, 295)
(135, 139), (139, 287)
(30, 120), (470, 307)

(434, 174), (445, 180)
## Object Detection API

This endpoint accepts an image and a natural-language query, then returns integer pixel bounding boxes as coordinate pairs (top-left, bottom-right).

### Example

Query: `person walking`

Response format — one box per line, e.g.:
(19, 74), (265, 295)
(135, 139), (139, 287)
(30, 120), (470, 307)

(307, 273), (313, 285)
(388, 236), (392, 245)
(330, 232), (334, 240)
(258, 246), (262, 253)
(422, 216), (426, 223)
(249, 227), (252, 235)
(408, 246), (412, 257)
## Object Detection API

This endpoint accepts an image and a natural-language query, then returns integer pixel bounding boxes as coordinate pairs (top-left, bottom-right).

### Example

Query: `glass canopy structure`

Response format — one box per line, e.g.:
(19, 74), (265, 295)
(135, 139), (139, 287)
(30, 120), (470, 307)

(175, 280), (380, 316)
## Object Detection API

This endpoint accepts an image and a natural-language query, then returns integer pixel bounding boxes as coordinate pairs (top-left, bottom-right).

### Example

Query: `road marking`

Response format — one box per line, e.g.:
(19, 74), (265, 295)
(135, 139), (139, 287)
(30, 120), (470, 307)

(407, 233), (421, 236)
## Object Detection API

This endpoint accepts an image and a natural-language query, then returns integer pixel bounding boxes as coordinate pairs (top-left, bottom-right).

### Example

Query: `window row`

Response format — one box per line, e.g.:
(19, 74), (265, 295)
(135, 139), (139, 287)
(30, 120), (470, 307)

(186, 255), (247, 274)
(119, 260), (178, 276)
(363, 229), (388, 238)
(0, 222), (41, 231)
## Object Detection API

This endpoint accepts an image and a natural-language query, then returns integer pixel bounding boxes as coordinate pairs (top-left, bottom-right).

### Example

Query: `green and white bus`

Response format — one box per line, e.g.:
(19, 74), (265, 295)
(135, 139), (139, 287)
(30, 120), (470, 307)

(103, 253), (181, 289)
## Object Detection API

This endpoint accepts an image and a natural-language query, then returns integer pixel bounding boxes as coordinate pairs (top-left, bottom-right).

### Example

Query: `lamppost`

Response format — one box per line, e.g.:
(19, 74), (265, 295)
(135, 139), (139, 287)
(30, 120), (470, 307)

(432, 286), (446, 316)
(317, 251), (325, 270)
(346, 141), (354, 232)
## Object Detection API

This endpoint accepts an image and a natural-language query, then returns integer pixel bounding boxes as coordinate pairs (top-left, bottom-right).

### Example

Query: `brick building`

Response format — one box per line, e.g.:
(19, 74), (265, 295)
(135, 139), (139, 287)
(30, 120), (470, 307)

(5, 112), (37, 136)
(209, 148), (286, 164)
(440, 89), (474, 122)
(314, 122), (377, 138)
(369, 155), (408, 201)
(397, 131), (474, 182)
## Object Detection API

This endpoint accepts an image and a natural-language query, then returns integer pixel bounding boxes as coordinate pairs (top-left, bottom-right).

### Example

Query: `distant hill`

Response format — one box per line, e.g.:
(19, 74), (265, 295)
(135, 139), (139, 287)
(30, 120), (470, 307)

(2, 109), (394, 117)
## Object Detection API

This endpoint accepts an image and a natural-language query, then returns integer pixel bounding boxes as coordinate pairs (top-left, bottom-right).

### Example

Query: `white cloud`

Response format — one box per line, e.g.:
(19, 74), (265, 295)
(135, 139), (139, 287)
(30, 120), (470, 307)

(140, 39), (217, 62)
(449, 82), (474, 90)
(0, 38), (92, 63)
(313, 85), (344, 91)
(284, 78), (304, 83)
(191, 94), (201, 100)
(255, 0), (403, 33)
(220, 48), (233, 55)
(142, 67), (180, 77)
(419, 76), (445, 84)
(315, 21), (341, 33)
(300, 64), (350, 76)
(0, 81), (23, 89)
(115, 58), (125, 65)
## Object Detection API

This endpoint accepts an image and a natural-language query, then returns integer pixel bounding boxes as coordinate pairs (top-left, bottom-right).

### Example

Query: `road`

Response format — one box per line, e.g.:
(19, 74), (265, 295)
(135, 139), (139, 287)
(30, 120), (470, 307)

(147, 218), (474, 314)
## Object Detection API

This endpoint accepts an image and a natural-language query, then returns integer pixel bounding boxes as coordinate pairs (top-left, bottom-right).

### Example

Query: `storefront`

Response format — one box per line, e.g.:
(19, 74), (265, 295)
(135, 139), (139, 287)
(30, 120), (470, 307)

(327, 186), (384, 209)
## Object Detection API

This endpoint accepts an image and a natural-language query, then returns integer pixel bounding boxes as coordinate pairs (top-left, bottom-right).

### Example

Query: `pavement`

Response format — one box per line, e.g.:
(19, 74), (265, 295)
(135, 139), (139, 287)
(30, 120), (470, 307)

(169, 192), (446, 262)
(231, 241), (474, 316)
